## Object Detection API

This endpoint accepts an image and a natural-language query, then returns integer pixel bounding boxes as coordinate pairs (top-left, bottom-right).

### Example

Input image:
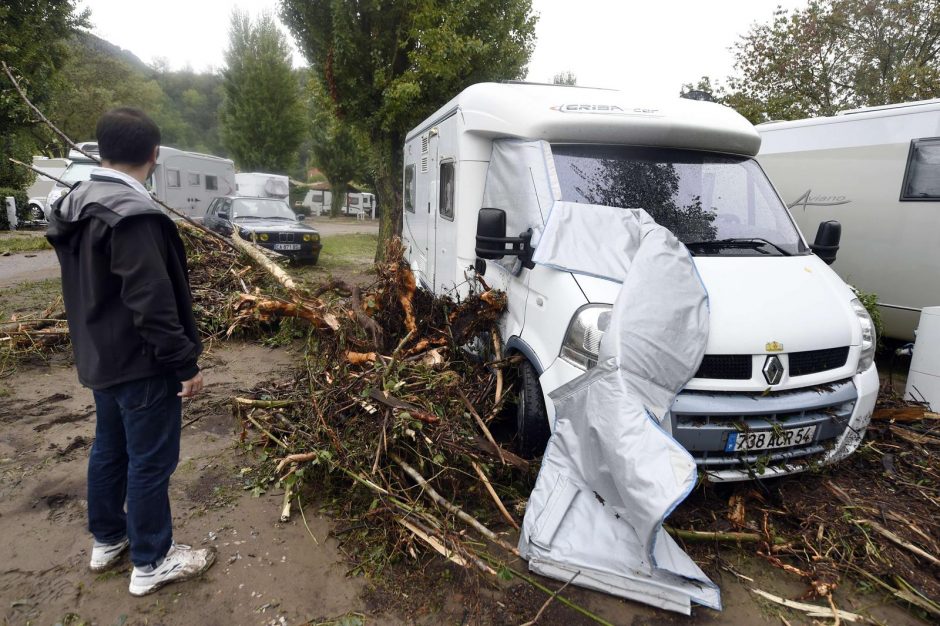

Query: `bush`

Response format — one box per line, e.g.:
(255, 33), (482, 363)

(0, 187), (29, 231)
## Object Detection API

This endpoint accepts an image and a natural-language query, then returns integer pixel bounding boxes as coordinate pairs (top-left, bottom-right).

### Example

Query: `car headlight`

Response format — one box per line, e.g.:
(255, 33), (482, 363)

(259, 233), (269, 241)
(850, 298), (875, 373)
(560, 304), (612, 370)
(303, 234), (312, 242)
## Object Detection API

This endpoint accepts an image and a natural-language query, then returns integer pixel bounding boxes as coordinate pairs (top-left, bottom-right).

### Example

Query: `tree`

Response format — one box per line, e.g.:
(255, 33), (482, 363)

(0, 0), (88, 189)
(553, 70), (577, 86)
(727, 0), (940, 123)
(306, 79), (369, 218)
(280, 0), (538, 258)
(220, 10), (305, 173)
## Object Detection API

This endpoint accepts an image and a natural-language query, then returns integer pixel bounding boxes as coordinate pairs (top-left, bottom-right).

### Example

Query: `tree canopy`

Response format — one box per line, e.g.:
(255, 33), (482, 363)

(280, 0), (538, 256)
(723, 0), (940, 122)
(220, 10), (305, 173)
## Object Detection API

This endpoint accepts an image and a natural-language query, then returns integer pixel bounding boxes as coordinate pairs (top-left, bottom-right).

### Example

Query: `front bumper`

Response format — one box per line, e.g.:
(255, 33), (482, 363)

(539, 357), (877, 482)
(258, 240), (322, 261)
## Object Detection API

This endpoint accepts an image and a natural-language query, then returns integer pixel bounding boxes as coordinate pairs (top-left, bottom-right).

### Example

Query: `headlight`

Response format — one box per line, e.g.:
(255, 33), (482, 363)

(850, 298), (875, 373)
(560, 304), (612, 370)
(303, 234), (312, 242)
(259, 233), (269, 241)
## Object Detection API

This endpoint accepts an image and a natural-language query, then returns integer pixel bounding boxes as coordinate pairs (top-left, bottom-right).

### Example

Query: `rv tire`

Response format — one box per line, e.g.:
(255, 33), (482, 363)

(516, 359), (551, 458)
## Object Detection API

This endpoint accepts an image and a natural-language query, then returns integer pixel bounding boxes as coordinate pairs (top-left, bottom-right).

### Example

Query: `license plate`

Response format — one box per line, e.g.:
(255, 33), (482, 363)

(725, 425), (817, 453)
(273, 243), (301, 251)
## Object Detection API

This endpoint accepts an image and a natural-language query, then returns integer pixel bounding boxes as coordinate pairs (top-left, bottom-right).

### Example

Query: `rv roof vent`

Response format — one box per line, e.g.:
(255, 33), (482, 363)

(421, 134), (429, 154)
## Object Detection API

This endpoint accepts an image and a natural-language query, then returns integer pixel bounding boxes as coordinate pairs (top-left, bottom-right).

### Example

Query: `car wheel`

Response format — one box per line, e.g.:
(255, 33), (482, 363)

(28, 204), (44, 221)
(516, 359), (551, 458)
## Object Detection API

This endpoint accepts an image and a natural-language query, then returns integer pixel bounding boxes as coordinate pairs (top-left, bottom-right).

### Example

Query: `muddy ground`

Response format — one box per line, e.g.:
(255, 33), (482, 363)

(0, 231), (931, 626)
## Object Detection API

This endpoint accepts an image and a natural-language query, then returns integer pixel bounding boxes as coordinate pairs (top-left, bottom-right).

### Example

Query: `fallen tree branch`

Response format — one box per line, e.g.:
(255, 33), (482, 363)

(471, 461), (519, 530)
(854, 518), (940, 568)
(749, 588), (861, 622)
(231, 229), (300, 292)
(520, 570), (580, 626)
(666, 526), (788, 545)
(460, 390), (504, 464)
(234, 397), (297, 409)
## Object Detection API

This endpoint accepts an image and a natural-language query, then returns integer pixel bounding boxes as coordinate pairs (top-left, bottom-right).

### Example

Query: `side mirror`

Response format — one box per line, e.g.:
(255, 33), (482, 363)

(296, 214), (306, 221)
(475, 207), (533, 266)
(218, 212), (229, 220)
(811, 220), (841, 265)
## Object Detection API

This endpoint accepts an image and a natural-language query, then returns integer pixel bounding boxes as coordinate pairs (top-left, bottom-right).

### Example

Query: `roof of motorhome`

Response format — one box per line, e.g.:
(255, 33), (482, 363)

(757, 98), (940, 132)
(406, 82), (761, 156)
(158, 145), (233, 163)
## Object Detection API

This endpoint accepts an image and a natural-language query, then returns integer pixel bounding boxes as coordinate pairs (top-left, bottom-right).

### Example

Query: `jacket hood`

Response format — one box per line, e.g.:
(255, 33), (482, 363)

(47, 176), (166, 246)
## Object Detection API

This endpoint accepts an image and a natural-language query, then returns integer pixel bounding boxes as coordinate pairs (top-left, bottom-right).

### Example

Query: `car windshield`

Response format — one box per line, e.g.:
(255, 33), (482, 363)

(231, 198), (296, 220)
(59, 162), (97, 186)
(552, 145), (807, 256)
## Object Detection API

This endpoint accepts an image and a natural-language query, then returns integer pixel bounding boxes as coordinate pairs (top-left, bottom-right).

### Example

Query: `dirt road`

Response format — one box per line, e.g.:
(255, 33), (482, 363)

(0, 249), (59, 289)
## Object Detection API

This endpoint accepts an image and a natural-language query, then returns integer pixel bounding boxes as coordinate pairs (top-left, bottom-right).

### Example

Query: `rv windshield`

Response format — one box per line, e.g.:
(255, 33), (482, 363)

(232, 198), (296, 220)
(59, 162), (97, 187)
(552, 145), (807, 256)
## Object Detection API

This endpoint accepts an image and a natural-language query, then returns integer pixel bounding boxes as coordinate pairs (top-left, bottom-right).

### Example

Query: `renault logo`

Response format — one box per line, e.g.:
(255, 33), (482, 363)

(763, 355), (784, 385)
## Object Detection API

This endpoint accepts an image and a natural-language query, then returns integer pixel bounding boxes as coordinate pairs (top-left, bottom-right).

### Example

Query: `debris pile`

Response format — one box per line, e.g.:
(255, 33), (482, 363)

(670, 388), (940, 620)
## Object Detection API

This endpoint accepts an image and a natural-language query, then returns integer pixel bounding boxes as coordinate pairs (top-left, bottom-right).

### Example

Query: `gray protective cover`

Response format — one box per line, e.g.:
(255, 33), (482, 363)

(512, 189), (719, 608)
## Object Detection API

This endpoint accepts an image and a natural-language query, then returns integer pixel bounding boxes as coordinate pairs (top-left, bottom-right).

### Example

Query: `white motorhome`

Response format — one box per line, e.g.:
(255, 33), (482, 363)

(149, 147), (235, 220)
(235, 172), (290, 199)
(45, 145), (235, 221)
(402, 83), (878, 481)
(757, 99), (940, 340)
(302, 188), (332, 214)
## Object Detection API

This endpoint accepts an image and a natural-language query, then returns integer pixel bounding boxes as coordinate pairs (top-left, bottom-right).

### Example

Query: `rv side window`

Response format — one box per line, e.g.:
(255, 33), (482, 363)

(901, 138), (940, 200)
(350, 196), (360, 205)
(205, 175), (218, 191)
(188, 172), (200, 186)
(404, 164), (416, 213)
(313, 192), (323, 202)
(439, 162), (455, 220)
(167, 169), (181, 188)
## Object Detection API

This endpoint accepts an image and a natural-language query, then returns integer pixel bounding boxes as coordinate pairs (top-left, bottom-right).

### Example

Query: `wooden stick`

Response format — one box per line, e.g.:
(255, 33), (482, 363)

(8, 157), (73, 188)
(243, 412), (289, 450)
(232, 228), (300, 292)
(234, 397), (297, 408)
(397, 517), (470, 569)
(279, 483), (293, 522)
(854, 518), (940, 567)
(390, 453), (519, 556)
(666, 526), (788, 545)
(275, 451), (320, 474)
(491, 330), (504, 405)
(460, 390), (504, 464)
(520, 570), (580, 626)
(748, 588), (861, 622)
(471, 461), (519, 530)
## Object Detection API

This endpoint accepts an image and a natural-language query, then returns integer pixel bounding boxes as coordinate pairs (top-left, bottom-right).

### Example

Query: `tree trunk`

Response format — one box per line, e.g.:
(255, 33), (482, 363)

(330, 181), (347, 218)
(372, 136), (403, 262)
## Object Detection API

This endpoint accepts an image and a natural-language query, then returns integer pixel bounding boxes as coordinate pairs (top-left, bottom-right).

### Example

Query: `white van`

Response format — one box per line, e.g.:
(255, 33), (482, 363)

(235, 172), (290, 200)
(757, 99), (940, 340)
(45, 145), (235, 222)
(26, 157), (71, 220)
(402, 83), (878, 481)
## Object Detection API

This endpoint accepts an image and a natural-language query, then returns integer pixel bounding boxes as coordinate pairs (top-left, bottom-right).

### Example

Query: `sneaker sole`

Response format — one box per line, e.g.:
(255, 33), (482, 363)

(128, 549), (217, 597)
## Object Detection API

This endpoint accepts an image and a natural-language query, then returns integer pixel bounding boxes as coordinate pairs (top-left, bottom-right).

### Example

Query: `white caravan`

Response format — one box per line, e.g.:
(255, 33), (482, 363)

(26, 156), (71, 219)
(235, 172), (290, 199)
(302, 188), (332, 214)
(758, 99), (940, 340)
(402, 82), (878, 481)
(149, 147), (235, 220)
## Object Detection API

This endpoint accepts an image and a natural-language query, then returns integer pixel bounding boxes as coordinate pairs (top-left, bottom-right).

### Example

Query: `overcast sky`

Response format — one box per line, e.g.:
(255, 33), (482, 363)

(78, 0), (808, 97)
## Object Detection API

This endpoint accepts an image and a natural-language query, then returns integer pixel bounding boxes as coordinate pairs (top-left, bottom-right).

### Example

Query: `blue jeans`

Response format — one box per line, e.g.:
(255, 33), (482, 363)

(88, 374), (182, 567)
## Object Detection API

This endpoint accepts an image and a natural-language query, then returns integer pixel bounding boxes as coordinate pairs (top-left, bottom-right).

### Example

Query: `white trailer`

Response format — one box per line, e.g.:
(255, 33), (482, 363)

(26, 157), (71, 220)
(235, 172), (289, 199)
(757, 99), (940, 340)
(302, 188), (332, 214)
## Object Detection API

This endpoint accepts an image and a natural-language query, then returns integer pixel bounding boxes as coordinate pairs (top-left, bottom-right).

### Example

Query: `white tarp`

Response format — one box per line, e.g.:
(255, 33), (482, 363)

(489, 138), (720, 614)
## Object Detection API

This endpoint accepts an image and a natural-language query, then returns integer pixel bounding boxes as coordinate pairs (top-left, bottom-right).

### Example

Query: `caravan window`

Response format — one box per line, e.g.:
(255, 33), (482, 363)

(167, 169), (181, 188)
(350, 196), (360, 205)
(439, 162), (455, 220)
(404, 165), (416, 213)
(205, 175), (218, 191)
(312, 191), (323, 202)
(188, 172), (201, 186)
(901, 138), (940, 200)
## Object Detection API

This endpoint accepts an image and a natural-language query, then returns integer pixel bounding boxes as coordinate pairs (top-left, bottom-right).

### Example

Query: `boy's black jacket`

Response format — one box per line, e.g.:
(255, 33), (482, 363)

(46, 173), (202, 389)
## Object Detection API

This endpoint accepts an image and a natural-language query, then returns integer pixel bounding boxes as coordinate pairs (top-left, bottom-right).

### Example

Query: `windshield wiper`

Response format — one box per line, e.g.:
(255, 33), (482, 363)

(684, 238), (793, 256)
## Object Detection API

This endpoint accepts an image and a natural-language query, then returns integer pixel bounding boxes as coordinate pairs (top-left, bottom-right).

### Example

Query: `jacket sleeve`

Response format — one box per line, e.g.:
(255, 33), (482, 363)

(110, 215), (200, 380)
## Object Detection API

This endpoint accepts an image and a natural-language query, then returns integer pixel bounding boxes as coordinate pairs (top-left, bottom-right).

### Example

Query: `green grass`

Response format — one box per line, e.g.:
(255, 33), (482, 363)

(0, 234), (52, 255)
(319, 233), (378, 267)
(0, 277), (62, 318)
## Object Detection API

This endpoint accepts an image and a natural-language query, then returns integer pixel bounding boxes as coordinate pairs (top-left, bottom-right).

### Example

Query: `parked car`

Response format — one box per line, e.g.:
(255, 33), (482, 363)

(205, 196), (322, 263)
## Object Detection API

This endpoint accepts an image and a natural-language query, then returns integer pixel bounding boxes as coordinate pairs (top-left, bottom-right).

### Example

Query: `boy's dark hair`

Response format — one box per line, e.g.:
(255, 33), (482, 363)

(95, 108), (161, 166)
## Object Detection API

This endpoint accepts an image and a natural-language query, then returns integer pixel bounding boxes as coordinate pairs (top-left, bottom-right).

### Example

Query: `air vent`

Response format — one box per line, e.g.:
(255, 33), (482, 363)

(421, 135), (429, 154)
(789, 347), (850, 377)
(421, 155), (429, 173)
(695, 355), (752, 380)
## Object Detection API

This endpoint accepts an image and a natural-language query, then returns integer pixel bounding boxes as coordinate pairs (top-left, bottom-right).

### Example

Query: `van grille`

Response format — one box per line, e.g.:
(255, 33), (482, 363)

(789, 346), (850, 377)
(695, 355), (751, 380)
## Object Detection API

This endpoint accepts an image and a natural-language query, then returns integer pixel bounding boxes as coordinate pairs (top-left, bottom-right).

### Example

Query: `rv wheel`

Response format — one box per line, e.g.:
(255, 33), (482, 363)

(516, 360), (551, 458)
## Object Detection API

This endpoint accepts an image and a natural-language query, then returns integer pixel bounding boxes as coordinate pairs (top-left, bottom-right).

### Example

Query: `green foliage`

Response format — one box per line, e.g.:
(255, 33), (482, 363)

(280, 0), (538, 256)
(0, 1), (88, 187)
(306, 78), (369, 218)
(220, 10), (305, 173)
(725, 0), (940, 123)
(853, 288), (885, 345)
(151, 65), (226, 155)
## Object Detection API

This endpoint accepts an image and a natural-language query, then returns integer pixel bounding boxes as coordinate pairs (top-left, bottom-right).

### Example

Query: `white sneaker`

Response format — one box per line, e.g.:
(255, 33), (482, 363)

(128, 543), (217, 596)
(89, 538), (130, 572)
